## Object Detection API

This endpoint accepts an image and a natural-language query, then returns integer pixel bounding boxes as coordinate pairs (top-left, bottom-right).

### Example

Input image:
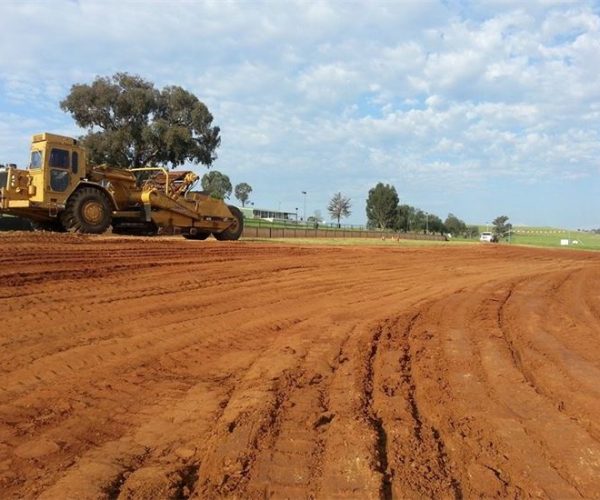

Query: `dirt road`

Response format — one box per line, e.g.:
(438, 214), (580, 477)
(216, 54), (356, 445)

(0, 233), (599, 499)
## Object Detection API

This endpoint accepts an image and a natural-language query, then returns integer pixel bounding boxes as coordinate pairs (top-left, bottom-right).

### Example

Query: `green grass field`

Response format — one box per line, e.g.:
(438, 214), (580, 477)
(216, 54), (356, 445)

(476, 225), (600, 250)
(507, 227), (600, 251)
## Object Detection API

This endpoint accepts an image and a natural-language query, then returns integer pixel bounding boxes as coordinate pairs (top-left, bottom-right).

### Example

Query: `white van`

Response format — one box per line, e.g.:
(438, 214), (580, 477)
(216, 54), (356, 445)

(480, 232), (494, 242)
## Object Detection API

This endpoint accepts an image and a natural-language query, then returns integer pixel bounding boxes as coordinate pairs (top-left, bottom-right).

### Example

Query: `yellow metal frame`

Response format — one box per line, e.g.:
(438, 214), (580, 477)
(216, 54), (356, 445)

(130, 167), (173, 195)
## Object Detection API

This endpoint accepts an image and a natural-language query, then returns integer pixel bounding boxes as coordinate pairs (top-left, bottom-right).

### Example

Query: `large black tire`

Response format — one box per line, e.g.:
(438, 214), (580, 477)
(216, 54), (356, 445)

(183, 230), (211, 240)
(213, 205), (244, 241)
(61, 187), (112, 234)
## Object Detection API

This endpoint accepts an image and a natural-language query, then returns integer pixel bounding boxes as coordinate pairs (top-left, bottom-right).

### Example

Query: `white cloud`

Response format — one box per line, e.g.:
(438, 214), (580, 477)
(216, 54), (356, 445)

(297, 63), (359, 102)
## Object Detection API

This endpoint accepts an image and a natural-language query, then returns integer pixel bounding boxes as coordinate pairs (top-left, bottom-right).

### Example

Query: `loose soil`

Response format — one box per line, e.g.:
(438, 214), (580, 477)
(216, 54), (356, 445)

(0, 232), (599, 499)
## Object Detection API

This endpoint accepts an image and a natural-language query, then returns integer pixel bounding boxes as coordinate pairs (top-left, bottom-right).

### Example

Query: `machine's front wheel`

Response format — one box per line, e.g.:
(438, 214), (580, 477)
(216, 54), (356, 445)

(61, 187), (112, 234)
(213, 205), (244, 241)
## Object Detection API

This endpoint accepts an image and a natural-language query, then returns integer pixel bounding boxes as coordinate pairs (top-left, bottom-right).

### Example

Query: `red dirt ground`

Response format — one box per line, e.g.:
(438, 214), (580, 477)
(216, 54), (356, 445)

(0, 232), (599, 499)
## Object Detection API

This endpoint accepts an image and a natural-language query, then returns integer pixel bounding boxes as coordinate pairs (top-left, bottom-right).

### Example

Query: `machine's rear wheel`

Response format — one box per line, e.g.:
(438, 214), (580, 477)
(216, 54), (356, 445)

(61, 187), (112, 234)
(183, 230), (211, 240)
(213, 205), (244, 241)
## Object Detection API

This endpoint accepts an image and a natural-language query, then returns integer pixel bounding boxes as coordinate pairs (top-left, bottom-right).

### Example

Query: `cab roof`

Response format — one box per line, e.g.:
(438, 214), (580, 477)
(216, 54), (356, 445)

(32, 133), (78, 146)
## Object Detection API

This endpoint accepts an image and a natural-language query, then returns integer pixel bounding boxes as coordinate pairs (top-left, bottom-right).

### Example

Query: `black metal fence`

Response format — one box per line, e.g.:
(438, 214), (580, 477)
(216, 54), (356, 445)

(244, 218), (370, 231)
(242, 225), (447, 241)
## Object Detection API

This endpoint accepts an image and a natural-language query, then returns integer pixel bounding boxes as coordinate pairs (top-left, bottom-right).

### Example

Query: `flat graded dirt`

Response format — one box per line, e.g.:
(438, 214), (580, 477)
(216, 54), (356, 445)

(0, 233), (599, 499)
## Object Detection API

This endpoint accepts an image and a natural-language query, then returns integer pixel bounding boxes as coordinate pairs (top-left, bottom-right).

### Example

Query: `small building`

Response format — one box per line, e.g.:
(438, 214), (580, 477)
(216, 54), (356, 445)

(239, 207), (297, 222)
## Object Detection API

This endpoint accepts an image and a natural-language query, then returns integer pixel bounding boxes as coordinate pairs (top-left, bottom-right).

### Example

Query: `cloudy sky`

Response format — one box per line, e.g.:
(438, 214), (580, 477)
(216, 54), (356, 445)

(1, 0), (599, 228)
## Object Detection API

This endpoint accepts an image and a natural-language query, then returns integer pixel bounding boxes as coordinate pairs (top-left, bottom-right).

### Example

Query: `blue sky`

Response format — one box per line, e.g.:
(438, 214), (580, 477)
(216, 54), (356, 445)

(1, 0), (599, 228)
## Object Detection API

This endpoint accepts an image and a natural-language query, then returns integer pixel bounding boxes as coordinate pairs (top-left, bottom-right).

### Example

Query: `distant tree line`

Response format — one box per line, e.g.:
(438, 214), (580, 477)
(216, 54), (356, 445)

(365, 182), (478, 237)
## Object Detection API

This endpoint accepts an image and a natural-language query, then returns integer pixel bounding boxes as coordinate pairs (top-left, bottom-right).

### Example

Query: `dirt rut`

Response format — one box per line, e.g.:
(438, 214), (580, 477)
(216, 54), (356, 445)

(0, 233), (598, 498)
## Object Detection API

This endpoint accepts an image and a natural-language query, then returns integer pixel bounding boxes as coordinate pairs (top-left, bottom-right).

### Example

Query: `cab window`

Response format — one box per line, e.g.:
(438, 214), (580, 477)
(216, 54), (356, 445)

(29, 151), (42, 169)
(71, 151), (79, 174)
(50, 170), (69, 192)
(49, 149), (69, 169)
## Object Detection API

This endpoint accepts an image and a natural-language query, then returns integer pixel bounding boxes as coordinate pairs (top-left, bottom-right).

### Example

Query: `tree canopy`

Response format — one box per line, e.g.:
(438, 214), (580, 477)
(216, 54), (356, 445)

(366, 183), (399, 229)
(201, 171), (232, 199)
(234, 182), (253, 207)
(307, 210), (324, 228)
(492, 215), (512, 240)
(328, 192), (352, 227)
(60, 73), (221, 168)
(465, 225), (480, 238)
(412, 209), (427, 232)
(444, 213), (467, 237)
(394, 204), (415, 232)
(365, 183), (452, 235)
(427, 214), (446, 235)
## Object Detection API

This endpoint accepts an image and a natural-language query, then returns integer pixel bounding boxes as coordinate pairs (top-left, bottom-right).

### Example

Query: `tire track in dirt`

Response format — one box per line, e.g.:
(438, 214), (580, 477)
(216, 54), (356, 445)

(497, 270), (600, 443)
(367, 314), (462, 499)
(406, 276), (600, 498)
(234, 324), (357, 498)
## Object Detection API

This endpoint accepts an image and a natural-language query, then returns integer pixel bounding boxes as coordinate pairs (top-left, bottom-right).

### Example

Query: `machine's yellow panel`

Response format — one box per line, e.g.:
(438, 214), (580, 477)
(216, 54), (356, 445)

(32, 133), (77, 146)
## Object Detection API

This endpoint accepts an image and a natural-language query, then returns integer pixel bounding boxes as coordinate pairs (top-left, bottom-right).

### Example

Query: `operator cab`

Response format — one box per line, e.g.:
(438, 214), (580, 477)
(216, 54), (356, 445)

(28, 133), (87, 201)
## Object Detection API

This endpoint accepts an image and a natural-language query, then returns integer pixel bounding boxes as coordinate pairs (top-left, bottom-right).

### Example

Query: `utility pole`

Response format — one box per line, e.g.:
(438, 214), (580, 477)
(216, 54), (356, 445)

(302, 191), (307, 222)
(425, 212), (429, 234)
